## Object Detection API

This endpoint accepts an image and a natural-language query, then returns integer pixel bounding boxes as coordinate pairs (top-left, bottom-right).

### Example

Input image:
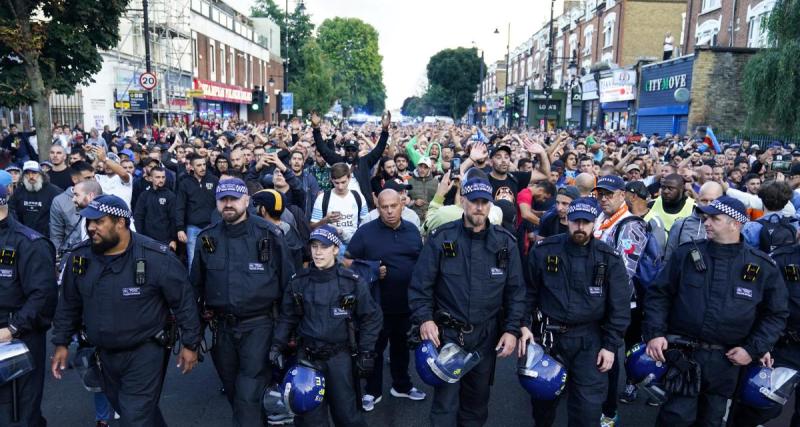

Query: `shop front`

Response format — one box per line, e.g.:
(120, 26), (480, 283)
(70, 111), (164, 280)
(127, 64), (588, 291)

(528, 90), (565, 131)
(580, 75), (599, 130)
(637, 56), (694, 136)
(599, 69), (636, 131)
(192, 78), (252, 120)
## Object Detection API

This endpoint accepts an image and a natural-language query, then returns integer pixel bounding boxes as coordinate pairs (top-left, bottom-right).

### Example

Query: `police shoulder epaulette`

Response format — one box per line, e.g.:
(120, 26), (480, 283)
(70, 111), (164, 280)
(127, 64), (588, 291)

(291, 268), (311, 280)
(430, 221), (458, 238)
(746, 246), (777, 266)
(14, 223), (43, 241)
(337, 267), (360, 281)
(140, 237), (169, 254)
(677, 238), (708, 248)
(536, 234), (562, 247)
(769, 245), (797, 257)
(198, 221), (221, 235)
(491, 224), (517, 242)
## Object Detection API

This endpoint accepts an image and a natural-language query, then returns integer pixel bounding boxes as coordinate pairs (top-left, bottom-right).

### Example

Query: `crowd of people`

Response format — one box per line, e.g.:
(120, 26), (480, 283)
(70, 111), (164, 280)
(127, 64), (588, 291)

(1, 112), (800, 427)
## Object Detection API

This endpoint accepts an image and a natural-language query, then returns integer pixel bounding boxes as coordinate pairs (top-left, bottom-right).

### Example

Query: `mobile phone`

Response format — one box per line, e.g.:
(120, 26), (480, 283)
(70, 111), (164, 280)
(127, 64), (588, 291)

(450, 157), (461, 171)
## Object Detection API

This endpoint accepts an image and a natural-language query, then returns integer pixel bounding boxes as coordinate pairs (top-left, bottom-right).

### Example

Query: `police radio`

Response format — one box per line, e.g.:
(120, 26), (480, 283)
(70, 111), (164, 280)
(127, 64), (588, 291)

(258, 237), (271, 263)
(135, 259), (146, 286)
(689, 239), (706, 272)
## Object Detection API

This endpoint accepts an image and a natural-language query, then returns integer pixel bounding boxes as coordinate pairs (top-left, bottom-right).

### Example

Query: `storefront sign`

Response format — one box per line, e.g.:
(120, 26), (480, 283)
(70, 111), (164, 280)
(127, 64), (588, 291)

(612, 70), (637, 86)
(644, 73), (688, 92)
(599, 78), (635, 103)
(193, 78), (252, 104)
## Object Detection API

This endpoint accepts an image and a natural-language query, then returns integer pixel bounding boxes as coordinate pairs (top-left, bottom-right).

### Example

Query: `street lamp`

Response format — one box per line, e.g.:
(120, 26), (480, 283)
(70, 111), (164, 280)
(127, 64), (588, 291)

(494, 24), (511, 128)
(268, 76), (275, 87)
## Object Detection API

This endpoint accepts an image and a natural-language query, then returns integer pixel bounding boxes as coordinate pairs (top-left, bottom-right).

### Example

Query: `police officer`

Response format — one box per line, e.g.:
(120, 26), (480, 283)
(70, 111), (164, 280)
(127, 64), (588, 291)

(133, 166), (177, 249)
(408, 172), (526, 426)
(0, 184), (57, 427)
(270, 225), (382, 427)
(727, 239), (800, 427)
(644, 195), (789, 426)
(523, 196), (630, 426)
(50, 194), (202, 427)
(190, 178), (294, 427)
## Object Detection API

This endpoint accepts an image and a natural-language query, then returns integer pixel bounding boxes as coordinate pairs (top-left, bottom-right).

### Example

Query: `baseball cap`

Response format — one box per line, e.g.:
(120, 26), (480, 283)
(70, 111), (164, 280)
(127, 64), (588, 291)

(556, 185), (580, 201)
(252, 189), (286, 217)
(593, 175), (625, 192)
(625, 181), (649, 200)
(22, 160), (41, 173)
(343, 140), (358, 151)
(624, 164), (641, 174)
(119, 149), (135, 159)
(383, 178), (412, 192)
(551, 159), (565, 171)
(0, 171), (11, 189)
(79, 195), (132, 220)
(461, 178), (494, 202)
(5, 165), (20, 173)
(39, 161), (53, 169)
(696, 195), (748, 224)
(490, 145), (512, 158)
(417, 157), (433, 168)
(215, 178), (248, 200)
(309, 225), (343, 247)
(567, 197), (601, 222)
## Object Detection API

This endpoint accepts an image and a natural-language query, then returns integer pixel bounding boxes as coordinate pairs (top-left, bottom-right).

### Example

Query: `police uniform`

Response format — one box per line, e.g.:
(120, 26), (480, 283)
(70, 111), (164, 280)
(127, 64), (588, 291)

(526, 197), (631, 427)
(272, 226), (382, 427)
(643, 197), (789, 426)
(0, 187), (58, 427)
(189, 179), (295, 427)
(408, 178), (526, 427)
(51, 195), (202, 427)
(727, 242), (800, 427)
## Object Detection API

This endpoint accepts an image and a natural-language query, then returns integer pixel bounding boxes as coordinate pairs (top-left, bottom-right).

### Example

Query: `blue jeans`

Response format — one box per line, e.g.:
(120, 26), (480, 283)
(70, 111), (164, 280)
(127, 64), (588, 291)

(186, 225), (202, 268)
(95, 392), (113, 421)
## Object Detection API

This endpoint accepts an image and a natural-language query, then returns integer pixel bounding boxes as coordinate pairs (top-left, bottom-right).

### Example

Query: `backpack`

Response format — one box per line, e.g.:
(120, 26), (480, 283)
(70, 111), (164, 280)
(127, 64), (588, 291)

(613, 216), (664, 290)
(757, 215), (797, 253)
(321, 189), (363, 226)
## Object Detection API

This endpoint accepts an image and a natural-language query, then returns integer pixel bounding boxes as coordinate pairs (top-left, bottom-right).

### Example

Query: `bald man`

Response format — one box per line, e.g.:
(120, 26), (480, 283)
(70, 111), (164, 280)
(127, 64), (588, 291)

(664, 181), (723, 262)
(644, 174), (695, 233)
(574, 173), (596, 197)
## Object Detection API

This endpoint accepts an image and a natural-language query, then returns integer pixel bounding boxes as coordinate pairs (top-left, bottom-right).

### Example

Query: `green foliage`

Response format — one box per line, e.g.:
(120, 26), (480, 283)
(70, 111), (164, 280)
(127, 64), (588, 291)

(742, 0), (800, 135)
(401, 96), (431, 117)
(288, 39), (336, 115)
(424, 47), (484, 118)
(251, 0), (315, 88)
(0, 0), (129, 106)
(317, 17), (386, 114)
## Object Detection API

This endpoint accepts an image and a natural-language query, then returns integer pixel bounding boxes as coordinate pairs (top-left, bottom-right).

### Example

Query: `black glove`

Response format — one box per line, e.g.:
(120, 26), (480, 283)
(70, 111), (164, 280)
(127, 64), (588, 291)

(356, 352), (376, 377)
(663, 349), (701, 397)
(269, 345), (285, 370)
(407, 324), (421, 349)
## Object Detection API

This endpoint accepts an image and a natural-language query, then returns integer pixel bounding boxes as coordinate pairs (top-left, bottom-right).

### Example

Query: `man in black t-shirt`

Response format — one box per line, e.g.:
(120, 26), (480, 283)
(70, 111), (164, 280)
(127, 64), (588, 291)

(538, 186), (580, 238)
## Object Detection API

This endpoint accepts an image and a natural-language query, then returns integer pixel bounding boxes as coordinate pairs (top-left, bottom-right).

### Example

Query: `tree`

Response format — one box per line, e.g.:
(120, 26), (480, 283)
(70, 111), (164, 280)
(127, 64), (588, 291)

(288, 39), (336, 115)
(317, 17), (386, 114)
(742, 0), (800, 135)
(425, 47), (484, 119)
(251, 0), (315, 89)
(0, 0), (129, 158)
(401, 96), (429, 117)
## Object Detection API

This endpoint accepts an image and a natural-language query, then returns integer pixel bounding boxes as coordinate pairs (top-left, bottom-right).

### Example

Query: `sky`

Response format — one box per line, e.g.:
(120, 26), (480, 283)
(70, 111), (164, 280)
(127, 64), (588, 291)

(242, 0), (561, 110)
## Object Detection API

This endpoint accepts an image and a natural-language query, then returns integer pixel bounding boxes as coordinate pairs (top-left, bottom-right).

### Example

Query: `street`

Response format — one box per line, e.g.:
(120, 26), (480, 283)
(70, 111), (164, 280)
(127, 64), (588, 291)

(40, 335), (794, 426)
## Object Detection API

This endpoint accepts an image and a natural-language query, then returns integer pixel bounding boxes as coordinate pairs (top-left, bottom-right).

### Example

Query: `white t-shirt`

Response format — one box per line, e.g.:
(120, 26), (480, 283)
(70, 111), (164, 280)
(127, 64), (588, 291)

(96, 173), (133, 209)
(311, 190), (368, 243)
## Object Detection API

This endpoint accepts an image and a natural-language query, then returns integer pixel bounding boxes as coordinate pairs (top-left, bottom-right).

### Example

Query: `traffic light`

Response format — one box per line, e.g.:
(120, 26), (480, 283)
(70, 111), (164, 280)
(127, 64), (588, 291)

(251, 89), (265, 112)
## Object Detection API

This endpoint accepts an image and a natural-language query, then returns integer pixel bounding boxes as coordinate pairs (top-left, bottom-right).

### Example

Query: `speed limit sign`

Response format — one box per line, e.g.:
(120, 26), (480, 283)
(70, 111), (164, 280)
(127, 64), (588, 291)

(139, 72), (157, 91)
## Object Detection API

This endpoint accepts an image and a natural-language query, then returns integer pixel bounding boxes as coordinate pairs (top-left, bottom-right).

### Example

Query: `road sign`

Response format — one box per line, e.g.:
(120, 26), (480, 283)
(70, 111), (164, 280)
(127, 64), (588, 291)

(129, 91), (148, 110)
(281, 92), (293, 115)
(139, 72), (158, 91)
(114, 101), (131, 109)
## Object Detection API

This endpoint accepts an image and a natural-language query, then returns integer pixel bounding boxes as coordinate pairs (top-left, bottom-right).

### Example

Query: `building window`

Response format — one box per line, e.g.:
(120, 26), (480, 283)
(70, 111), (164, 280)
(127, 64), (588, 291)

(220, 45), (226, 83)
(603, 13), (616, 48)
(583, 26), (594, 56)
(192, 36), (198, 73)
(569, 34), (578, 60)
(555, 40), (564, 64)
(695, 19), (721, 46)
(209, 43), (216, 80)
(246, 55), (252, 88)
(747, 0), (777, 48)
(601, 52), (613, 64)
(702, 0), (721, 13)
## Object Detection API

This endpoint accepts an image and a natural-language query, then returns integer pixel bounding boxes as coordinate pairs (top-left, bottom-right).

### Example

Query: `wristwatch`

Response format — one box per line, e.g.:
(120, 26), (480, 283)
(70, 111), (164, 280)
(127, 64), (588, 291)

(7, 323), (20, 338)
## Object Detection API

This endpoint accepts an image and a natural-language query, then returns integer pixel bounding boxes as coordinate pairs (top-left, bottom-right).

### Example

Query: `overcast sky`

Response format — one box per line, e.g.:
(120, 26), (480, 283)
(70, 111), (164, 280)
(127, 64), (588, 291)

(243, 0), (560, 110)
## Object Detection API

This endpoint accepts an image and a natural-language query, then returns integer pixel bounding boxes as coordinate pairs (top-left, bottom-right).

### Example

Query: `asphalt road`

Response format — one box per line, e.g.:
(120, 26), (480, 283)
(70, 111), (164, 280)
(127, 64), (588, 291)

(41, 337), (792, 426)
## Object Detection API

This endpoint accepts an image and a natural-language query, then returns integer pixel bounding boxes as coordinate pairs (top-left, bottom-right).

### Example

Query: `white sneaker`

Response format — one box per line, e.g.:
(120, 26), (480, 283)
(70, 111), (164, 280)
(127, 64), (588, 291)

(390, 387), (426, 401)
(361, 394), (382, 412)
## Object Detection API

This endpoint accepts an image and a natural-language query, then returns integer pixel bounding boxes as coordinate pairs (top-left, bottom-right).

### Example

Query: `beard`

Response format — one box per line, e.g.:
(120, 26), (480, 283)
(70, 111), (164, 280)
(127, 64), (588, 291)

(23, 176), (43, 192)
(570, 230), (591, 245)
(464, 212), (487, 229)
(90, 230), (120, 254)
(221, 207), (246, 224)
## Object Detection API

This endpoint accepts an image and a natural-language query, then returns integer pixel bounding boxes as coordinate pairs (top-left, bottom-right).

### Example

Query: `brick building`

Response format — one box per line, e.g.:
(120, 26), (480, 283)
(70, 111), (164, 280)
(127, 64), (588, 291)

(682, 0), (777, 55)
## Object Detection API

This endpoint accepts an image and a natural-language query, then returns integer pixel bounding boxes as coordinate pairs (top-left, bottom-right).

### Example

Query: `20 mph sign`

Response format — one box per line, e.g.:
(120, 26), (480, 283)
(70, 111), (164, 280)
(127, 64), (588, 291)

(139, 72), (157, 91)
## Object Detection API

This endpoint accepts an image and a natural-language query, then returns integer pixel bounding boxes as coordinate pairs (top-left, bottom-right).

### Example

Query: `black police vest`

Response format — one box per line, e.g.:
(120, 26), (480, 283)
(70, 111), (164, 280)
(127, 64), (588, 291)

(289, 267), (360, 345)
(0, 221), (49, 315)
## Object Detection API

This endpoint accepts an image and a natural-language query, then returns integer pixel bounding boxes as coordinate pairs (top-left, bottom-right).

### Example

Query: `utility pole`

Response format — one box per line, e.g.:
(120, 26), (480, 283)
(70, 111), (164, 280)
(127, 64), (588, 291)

(142, 0), (153, 127)
(504, 23), (510, 128)
(478, 50), (484, 127)
(543, 0), (555, 132)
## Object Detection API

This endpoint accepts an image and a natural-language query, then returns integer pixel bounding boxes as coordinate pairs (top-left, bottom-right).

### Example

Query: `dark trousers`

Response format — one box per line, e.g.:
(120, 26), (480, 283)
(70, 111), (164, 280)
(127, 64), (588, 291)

(656, 348), (740, 427)
(294, 351), (367, 427)
(603, 306), (643, 416)
(365, 313), (413, 397)
(0, 331), (47, 427)
(211, 318), (273, 427)
(430, 320), (497, 427)
(532, 331), (608, 427)
(727, 341), (800, 427)
(99, 341), (168, 427)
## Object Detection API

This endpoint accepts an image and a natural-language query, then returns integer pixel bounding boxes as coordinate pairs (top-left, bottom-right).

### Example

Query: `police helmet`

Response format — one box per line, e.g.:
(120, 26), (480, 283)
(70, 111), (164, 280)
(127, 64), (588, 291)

(624, 342), (667, 386)
(740, 365), (800, 409)
(280, 360), (325, 415)
(0, 340), (33, 385)
(414, 340), (482, 387)
(71, 346), (103, 392)
(517, 342), (567, 400)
